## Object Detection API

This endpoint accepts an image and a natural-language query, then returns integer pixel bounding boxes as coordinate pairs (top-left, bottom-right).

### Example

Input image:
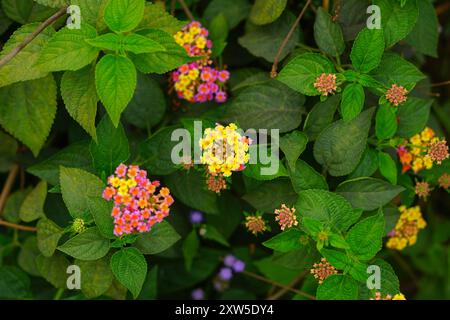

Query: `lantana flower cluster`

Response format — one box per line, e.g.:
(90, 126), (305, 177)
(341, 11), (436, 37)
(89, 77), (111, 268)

(172, 21), (229, 103)
(310, 258), (338, 284)
(274, 204), (298, 231)
(244, 213), (268, 235)
(314, 73), (338, 96)
(397, 127), (449, 173)
(386, 206), (426, 251)
(385, 84), (408, 106)
(102, 164), (174, 237)
(200, 123), (251, 178)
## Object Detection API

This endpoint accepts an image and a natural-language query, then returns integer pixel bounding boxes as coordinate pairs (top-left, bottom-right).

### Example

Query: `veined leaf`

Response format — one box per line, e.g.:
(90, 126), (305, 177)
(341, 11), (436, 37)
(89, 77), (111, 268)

(249, 0), (287, 25)
(104, 0), (145, 33)
(314, 7), (345, 57)
(350, 28), (384, 73)
(58, 227), (110, 261)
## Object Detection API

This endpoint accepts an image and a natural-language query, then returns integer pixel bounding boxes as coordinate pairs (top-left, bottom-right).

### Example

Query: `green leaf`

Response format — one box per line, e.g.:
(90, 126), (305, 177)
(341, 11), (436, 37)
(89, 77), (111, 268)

(133, 221), (181, 255)
(85, 33), (121, 51)
(378, 152), (398, 185)
(130, 29), (194, 74)
(61, 65), (99, 140)
(3, 188), (31, 224)
(201, 224), (230, 247)
(374, 0), (418, 48)
(104, 0), (145, 33)
(243, 149), (289, 181)
(302, 217), (323, 237)
(243, 179), (297, 213)
(86, 33), (165, 54)
(336, 177), (404, 211)
(59, 167), (105, 219)
(249, 0), (287, 25)
(371, 53), (425, 90)
(405, 0), (438, 58)
(341, 83), (365, 122)
(204, 0), (251, 30)
(313, 107), (374, 177)
(140, 126), (179, 176)
(263, 228), (304, 253)
(349, 147), (379, 179)
(346, 210), (385, 260)
(36, 25), (99, 72)
(0, 75), (57, 156)
(36, 252), (70, 288)
(303, 94), (340, 140)
(296, 189), (361, 232)
(316, 274), (358, 300)
(36, 218), (64, 257)
(0, 266), (31, 299)
(277, 53), (335, 96)
(350, 28), (385, 73)
(33, 0), (69, 8)
(110, 247), (147, 299)
(238, 11), (300, 63)
(58, 227), (110, 261)
(87, 197), (115, 239)
(70, 0), (107, 29)
(314, 7), (345, 57)
(375, 103), (398, 140)
(224, 81), (305, 133)
(396, 97), (432, 138)
(2, 0), (57, 24)
(137, 2), (185, 34)
(76, 257), (114, 298)
(19, 181), (47, 222)
(27, 141), (93, 185)
(95, 54), (137, 127)
(280, 131), (308, 171)
(288, 159), (328, 193)
(165, 170), (219, 214)
(90, 115), (130, 177)
(320, 248), (352, 270)
(0, 23), (55, 87)
(123, 73), (166, 129)
(182, 229), (199, 271)
(18, 236), (41, 276)
(359, 259), (400, 299)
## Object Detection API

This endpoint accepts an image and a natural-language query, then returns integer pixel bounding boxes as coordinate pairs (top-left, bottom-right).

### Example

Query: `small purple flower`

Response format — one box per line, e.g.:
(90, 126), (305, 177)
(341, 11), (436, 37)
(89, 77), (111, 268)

(223, 254), (236, 267)
(191, 288), (204, 300)
(232, 260), (246, 273)
(189, 211), (203, 224)
(218, 267), (233, 281)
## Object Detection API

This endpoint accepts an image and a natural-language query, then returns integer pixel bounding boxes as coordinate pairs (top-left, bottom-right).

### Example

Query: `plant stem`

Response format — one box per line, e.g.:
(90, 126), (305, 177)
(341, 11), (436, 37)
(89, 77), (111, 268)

(53, 288), (65, 300)
(0, 6), (67, 69)
(0, 219), (37, 232)
(266, 270), (308, 300)
(270, 0), (312, 78)
(243, 270), (316, 300)
(322, 0), (330, 11)
(0, 164), (19, 215)
(177, 0), (195, 21)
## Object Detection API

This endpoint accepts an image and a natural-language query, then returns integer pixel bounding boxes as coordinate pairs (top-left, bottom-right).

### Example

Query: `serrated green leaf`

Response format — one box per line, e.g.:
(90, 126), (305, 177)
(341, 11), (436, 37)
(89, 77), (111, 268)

(204, 0), (251, 30)
(76, 256), (113, 298)
(33, 0), (69, 8)
(280, 131), (308, 171)
(0, 266), (31, 299)
(137, 2), (185, 34)
(87, 197), (115, 239)
(0, 75), (57, 156)
(110, 247), (147, 299)
(341, 83), (365, 122)
(18, 236), (41, 276)
(202, 224), (229, 247)
(133, 221), (181, 255)
(2, 0), (57, 24)
(288, 159), (328, 193)
(36, 217), (64, 257)
(263, 228), (303, 253)
(95, 54), (137, 127)
(61, 65), (98, 140)
(70, 0), (108, 30)
(249, 0), (287, 25)
(375, 103), (398, 140)
(59, 166), (105, 219)
(316, 274), (358, 300)
(350, 28), (384, 73)
(104, 0), (145, 33)
(90, 115), (130, 177)
(396, 97), (432, 138)
(36, 252), (70, 288)
(58, 227), (110, 260)
(19, 181), (47, 222)
(378, 152), (398, 185)
(359, 258), (400, 299)
(277, 53), (335, 96)
(349, 147), (379, 179)
(182, 229), (199, 271)
(243, 179), (297, 213)
(314, 7), (345, 57)
(303, 94), (340, 140)
(336, 177), (404, 211)
(313, 107), (374, 177)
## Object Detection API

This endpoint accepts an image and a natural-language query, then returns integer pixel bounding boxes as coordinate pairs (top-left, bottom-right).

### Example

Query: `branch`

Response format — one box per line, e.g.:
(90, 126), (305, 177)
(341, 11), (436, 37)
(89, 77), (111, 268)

(243, 270), (316, 300)
(0, 219), (37, 232)
(0, 6), (67, 70)
(270, 0), (312, 78)
(0, 164), (19, 215)
(177, 0), (195, 21)
(266, 270), (308, 300)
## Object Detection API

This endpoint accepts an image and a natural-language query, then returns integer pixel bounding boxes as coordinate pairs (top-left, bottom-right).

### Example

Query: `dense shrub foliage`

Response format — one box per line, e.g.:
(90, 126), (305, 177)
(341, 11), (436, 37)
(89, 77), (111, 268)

(0, 0), (449, 300)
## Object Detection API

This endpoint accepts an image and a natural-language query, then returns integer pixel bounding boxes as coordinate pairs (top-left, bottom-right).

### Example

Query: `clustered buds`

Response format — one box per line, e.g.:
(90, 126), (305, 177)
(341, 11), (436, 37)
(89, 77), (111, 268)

(172, 21), (229, 103)
(72, 218), (86, 234)
(102, 164), (174, 236)
(213, 254), (245, 292)
(274, 204), (298, 231)
(438, 173), (450, 189)
(310, 258), (338, 284)
(385, 84), (408, 106)
(415, 181), (432, 200)
(386, 206), (426, 251)
(206, 172), (228, 193)
(397, 127), (448, 173)
(370, 292), (406, 300)
(199, 123), (251, 177)
(314, 73), (337, 96)
(244, 214), (268, 235)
